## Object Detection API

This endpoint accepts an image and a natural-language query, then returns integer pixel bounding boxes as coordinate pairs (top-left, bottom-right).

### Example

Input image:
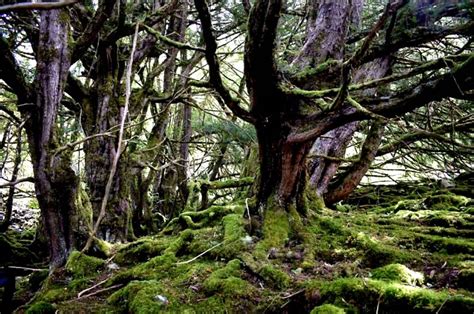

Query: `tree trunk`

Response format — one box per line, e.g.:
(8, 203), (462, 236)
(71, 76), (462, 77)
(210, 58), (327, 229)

(27, 9), (81, 268)
(79, 25), (138, 243)
(253, 0), (364, 209)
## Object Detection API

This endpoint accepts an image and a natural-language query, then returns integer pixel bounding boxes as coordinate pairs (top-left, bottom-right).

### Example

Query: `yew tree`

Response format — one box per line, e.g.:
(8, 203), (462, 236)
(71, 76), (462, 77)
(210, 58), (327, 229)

(194, 0), (473, 222)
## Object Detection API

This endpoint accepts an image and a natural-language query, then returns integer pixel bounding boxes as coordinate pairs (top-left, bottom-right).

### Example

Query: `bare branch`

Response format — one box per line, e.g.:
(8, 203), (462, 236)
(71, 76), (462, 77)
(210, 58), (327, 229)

(0, 0), (78, 13)
(0, 177), (35, 188)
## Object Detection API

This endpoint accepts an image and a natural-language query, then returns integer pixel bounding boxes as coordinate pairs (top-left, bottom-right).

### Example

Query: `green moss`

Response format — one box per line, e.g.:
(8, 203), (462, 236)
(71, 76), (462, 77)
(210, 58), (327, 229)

(26, 301), (56, 314)
(413, 233), (474, 255)
(174, 205), (244, 231)
(108, 280), (175, 313)
(42, 287), (70, 302)
(394, 209), (470, 228)
(395, 199), (424, 211)
(65, 251), (104, 279)
(217, 214), (248, 259)
(255, 203), (290, 259)
(115, 237), (169, 265)
(304, 278), (474, 313)
(371, 264), (424, 286)
(259, 265), (291, 289)
(457, 268), (474, 291)
(310, 304), (346, 314)
(353, 232), (416, 267)
(204, 259), (254, 295)
(164, 229), (193, 255)
(424, 194), (470, 211)
(29, 270), (49, 291)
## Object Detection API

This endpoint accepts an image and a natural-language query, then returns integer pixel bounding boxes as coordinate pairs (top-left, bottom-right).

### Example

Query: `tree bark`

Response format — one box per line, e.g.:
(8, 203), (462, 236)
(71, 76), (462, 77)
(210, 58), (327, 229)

(325, 120), (387, 204)
(28, 9), (79, 268)
(309, 56), (391, 198)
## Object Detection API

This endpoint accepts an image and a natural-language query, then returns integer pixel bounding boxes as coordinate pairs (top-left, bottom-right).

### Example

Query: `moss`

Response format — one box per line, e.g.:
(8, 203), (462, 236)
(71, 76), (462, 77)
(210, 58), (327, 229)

(335, 203), (352, 212)
(393, 209), (471, 228)
(310, 304), (346, 314)
(394, 199), (424, 211)
(25, 301), (56, 314)
(424, 194), (470, 211)
(29, 270), (49, 291)
(353, 232), (416, 267)
(217, 214), (248, 259)
(115, 237), (169, 265)
(186, 226), (221, 255)
(259, 264), (291, 289)
(204, 259), (254, 295)
(172, 205), (244, 231)
(304, 278), (474, 313)
(65, 251), (104, 279)
(371, 264), (424, 286)
(164, 229), (193, 255)
(457, 268), (474, 291)
(42, 287), (71, 302)
(412, 233), (474, 255)
(108, 280), (176, 313)
(255, 203), (290, 259)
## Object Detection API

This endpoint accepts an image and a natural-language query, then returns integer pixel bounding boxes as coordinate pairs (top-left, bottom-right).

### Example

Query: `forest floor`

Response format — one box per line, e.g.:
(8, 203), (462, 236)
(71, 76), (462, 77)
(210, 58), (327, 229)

(2, 177), (474, 313)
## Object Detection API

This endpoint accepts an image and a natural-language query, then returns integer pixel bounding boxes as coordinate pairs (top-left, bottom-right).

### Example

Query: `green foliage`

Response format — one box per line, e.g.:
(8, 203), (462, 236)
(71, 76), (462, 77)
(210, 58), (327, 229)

(194, 119), (256, 145)
(28, 198), (40, 209)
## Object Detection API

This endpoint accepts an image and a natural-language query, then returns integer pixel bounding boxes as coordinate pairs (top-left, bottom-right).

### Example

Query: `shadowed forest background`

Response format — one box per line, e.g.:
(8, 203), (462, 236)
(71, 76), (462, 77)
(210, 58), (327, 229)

(0, 0), (473, 313)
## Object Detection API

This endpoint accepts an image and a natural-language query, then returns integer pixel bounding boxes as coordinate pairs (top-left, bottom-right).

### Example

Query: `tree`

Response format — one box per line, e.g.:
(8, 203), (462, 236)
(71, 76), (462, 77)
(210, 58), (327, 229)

(0, 0), (472, 268)
(194, 0), (473, 239)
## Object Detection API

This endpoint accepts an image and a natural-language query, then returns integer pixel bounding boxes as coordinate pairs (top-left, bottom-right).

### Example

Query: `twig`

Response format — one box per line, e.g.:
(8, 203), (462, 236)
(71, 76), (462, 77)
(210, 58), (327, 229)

(376, 295), (382, 314)
(176, 242), (223, 265)
(7, 266), (47, 272)
(82, 23), (140, 252)
(76, 284), (123, 300)
(0, 0), (79, 13)
(77, 278), (109, 298)
(436, 297), (449, 314)
(281, 289), (305, 299)
(0, 177), (35, 188)
(245, 198), (251, 232)
(142, 24), (205, 52)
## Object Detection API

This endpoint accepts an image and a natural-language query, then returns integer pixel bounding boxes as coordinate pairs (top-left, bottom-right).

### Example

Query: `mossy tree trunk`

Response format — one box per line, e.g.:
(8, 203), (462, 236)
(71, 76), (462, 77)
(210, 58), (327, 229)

(82, 62), (134, 243)
(26, 9), (85, 268)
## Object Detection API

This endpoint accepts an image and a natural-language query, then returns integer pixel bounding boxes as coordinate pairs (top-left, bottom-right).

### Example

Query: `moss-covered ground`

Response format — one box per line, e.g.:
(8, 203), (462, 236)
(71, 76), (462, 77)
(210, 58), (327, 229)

(6, 180), (474, 313)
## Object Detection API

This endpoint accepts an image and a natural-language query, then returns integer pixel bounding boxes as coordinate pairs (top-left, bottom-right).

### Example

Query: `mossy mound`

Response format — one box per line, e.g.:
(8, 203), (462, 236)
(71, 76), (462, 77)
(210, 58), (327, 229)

(310, 304), (346, 314)
(371, 264), (424, 286)
(66, 251), (105, 279)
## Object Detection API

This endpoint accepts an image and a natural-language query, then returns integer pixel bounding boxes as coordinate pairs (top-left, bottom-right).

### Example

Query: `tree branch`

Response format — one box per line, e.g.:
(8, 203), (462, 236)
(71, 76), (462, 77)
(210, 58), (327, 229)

(288, 54), (474, 143)
(0, 0), (78, 13)
(142, 24), (205, 52)
(194, 0), (255, 124)
(0, 177), (35, 188)
(72, 0), (117, 63)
